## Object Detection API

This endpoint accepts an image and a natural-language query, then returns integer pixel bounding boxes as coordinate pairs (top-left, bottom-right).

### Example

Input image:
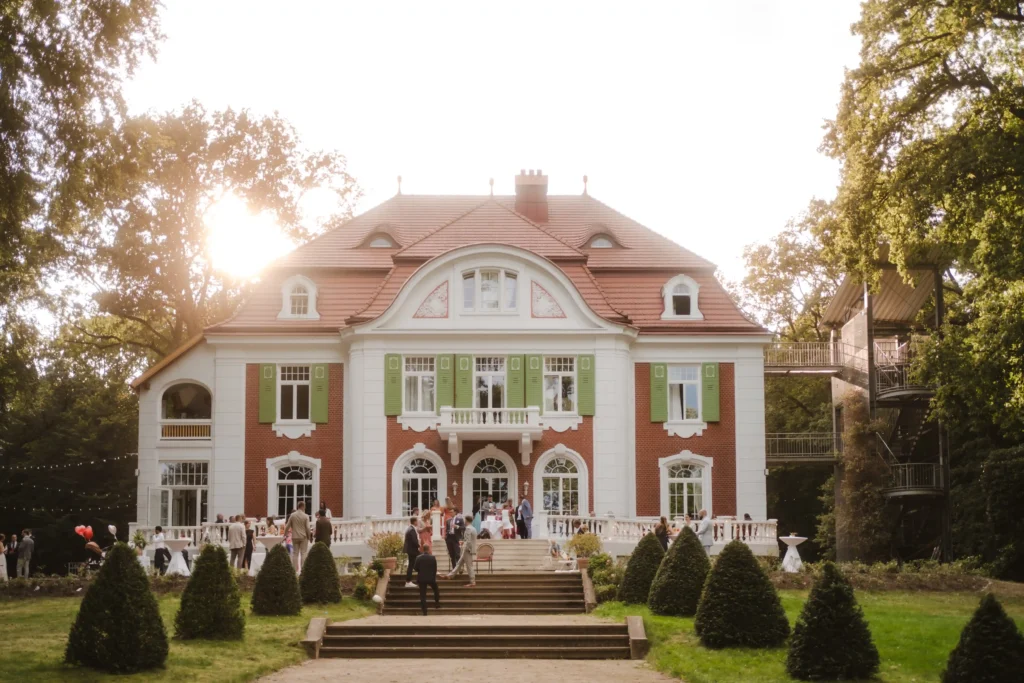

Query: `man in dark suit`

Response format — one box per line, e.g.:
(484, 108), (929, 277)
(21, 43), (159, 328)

(314, 509), (332, 546)
(413, 544), (440, 616)
(403, 516), (421, 587)
(444, 507), (465, 569)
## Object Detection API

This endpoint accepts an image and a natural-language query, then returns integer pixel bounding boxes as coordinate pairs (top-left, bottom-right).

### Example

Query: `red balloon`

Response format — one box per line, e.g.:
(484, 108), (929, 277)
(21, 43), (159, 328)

(83, 526), (93, 540)
(74, 526), (85, 537)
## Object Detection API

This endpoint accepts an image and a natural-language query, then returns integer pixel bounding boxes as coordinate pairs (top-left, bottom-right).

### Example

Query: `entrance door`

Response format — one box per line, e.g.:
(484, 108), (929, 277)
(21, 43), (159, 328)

(471, 457), (510, 510)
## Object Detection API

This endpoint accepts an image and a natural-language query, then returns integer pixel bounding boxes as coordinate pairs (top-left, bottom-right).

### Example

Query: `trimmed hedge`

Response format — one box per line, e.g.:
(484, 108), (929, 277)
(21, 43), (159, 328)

(174, 544), (245, 640)
(300, 541), (341, 604)
(942, 593), (1024, 683)
(786, 562), (879, 680)
(65, 543), (168, 673)
(251, 544), (302, 616)
(617, 532), (665, 604)
(695, 539), (790, 649)
(648, 526), (710, 616)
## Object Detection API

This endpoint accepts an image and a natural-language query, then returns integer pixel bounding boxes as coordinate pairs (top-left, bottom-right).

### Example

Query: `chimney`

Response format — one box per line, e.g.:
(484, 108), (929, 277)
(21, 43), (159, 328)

(514, 169), (549, 223)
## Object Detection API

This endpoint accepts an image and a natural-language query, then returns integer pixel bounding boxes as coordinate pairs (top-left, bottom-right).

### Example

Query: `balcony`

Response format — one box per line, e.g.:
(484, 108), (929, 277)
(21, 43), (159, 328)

(885, 463), (943, 497)
(160, 419), (212, 440)
(764, 342), (855, 375)
(437, 406), (543, 465)
(766, 432), (841, 464)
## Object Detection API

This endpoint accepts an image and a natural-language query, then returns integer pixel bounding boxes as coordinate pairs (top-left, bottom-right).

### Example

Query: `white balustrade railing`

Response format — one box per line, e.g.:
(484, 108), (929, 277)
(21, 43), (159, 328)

(439, 406), (541, 428)
(159, 419), (212, 440)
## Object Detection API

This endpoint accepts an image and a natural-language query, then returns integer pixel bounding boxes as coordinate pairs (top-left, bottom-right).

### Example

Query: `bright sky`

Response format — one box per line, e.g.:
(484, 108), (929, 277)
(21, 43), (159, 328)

(124, 1), (863, 282)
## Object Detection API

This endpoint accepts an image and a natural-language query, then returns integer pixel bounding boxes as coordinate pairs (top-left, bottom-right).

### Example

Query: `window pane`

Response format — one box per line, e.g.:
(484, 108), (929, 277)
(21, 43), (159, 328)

(561, 375), (575, 413)
(684, 383), (699, 420)
(296, 384), (310, 420)
(280, 384), (294, 420)
(480, 270), (499, 310)
(405, 375), (419, 412)
(505, 272), (517, 309)
(463, 273), (475, 309)
(543, 375), (558, 412)
(491, 375), (504, 408)
(422, 375), (435, 412)
(476, 376), (489, 409)
(673, 295), (691, 316)
(669, 384), (682, 421)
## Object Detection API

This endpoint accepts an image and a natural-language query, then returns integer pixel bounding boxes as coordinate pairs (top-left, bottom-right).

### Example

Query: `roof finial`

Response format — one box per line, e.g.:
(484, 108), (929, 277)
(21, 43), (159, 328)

(583, 174), (589, 195)
(397, 175), (402, 196)
(489, 177), (494, 196)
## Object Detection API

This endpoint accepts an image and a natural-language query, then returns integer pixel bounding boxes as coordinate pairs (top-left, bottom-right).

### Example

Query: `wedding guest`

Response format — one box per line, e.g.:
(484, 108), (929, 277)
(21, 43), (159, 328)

(17, 529), (34, 578)
(472, 496), (481, 516)
(444, 507), (465, 569)
(5, 534), (17, 578)
(265, 515), (279, 535)
(445, 515), (477, 587)
(228, 514), (246, 568)
(413, 544), (440, 615)
(654, 516), (670, 551)
(418, 510), (432, 553)
(501, 499), (515, 539)
(152, 526), (171, 575)
(243, 520), (255, 570)
(403, 516), (421, 588)
(314, 509), (332, 546)
(516, 497), (533, 539)
(0, 534), (7, 582)
(697, 509), (713, 555)
(283, 501), (311, 572)
(215, 514), (225, 524)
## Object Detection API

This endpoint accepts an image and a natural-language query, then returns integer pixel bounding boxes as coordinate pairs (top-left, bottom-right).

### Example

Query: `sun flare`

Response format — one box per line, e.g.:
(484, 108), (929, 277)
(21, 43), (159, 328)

(205, 195), (295, 279)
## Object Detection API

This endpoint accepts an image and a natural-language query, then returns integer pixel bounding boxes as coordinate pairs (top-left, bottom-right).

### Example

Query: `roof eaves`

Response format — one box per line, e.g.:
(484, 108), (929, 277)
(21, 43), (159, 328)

(130, 334), (206, 390)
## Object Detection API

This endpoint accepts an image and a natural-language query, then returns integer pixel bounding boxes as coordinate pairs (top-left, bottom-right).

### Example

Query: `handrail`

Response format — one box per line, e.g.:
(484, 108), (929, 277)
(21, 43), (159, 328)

(765, 433), (841, 461)
(159, 419), (212, 440)
(886, 463), (942, 492)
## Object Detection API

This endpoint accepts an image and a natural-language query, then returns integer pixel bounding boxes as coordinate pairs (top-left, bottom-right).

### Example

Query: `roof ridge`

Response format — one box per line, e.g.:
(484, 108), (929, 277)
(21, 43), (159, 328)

(492, 201), (585, 256)
(392, 198), (494, 257)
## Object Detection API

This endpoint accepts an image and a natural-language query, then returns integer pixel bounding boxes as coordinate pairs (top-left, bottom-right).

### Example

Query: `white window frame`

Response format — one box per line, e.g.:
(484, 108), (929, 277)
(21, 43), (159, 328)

(660, 274), (703, 320)
(543, 356), (577, 415)
(534, 445), (589, 517)
(474, 356), (506, 411)
(266, 452), (321, 516)
(403, 356), (436, 415)
(588, 234), (615, 248)
(664, 364), (707, 438)
(391, 445), (447, 516)
(368, 235), (395, 248)
(277, 274), (321, 320)
(461, 445), (517, 513)
(277, 365), (312, 423)
(461, 268), (518, 313)
(658, 452), (713, 520)
(275, 464), (314, 517)
(150, 461), (210, 527)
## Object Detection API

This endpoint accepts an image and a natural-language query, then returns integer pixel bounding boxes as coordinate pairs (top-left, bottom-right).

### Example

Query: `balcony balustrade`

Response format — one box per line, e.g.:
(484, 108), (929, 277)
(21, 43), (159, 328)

(885, 462), (943, 496)
(766, 432), (842, 463)
(159, 419), (212, 440)
(437, 406), (543, 465)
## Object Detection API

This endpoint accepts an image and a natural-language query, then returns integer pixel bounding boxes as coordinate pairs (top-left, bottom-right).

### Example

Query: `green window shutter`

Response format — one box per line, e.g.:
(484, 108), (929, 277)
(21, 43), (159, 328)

(525, 355), (543, 413)
(311, 363), (329, 423)
(384, 354), (402, 416)
(701, 362), (720, 422)
(650, 363), (667, 423)
(507, 355), (525, 408)
(577, 355), (595, 416)
(455, 355), (473, 408)
(436, 355), (454, 414)
(258, 364), (277, 423)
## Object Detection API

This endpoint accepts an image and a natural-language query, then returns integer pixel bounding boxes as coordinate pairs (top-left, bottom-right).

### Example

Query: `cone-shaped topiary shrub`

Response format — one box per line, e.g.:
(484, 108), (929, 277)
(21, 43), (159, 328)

(300, 541), (341, 604)
(174, 544), (245, 640)
(648, 526), (710, 616)
(942, 593), (1024, 683)
(617, 532), (665, 604)
(65, 542), (168, 673)
(251, 544), (302, 615)
(786, 562), (879, 679)
(695, 539), (790, 649)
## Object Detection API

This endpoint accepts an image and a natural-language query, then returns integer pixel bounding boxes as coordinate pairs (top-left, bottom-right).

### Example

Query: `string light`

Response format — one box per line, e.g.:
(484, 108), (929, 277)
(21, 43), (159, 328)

(0, 453), (136, 471)
(0, 502), (133, 513)
(17, 484), (120, 498)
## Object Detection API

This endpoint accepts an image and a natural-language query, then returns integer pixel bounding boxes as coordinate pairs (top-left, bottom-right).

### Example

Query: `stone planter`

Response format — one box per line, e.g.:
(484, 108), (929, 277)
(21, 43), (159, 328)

(576, 557), (590, 570)
(381, 557), (397, 571)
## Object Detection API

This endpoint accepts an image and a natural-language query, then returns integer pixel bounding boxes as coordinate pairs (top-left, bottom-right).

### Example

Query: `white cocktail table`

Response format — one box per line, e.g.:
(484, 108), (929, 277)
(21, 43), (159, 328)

(780, 535), (807, 573)
(255, 535), (285, 551)
(164, 538), (192, 577)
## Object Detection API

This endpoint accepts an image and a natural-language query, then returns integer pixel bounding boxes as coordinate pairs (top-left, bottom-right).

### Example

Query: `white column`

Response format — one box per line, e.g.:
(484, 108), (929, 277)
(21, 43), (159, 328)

(593, 342), (631, 517)
(734, 350), (768, 519)
(349, 342), (387, 517)
(431, 509), (443, 541)
(212, 358), (246, 517)
(136, 387), (160, 525)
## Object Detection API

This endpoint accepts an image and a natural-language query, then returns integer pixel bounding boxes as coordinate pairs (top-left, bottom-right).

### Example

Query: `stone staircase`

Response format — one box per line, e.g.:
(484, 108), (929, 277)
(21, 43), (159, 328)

(383, 571), (585, 615)
(319, 621), (631, 659)
(437, 538), (553, 573)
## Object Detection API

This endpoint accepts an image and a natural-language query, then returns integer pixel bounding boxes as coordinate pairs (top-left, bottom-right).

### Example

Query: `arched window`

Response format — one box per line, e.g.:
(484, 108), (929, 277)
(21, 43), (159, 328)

(289, 285), (309, 316)
(666, 462), (703, 518)
(589, 235), (614, 248)
(541, 457), (580, 515)
(462, 268), (518, 312)
(276, 465), (313, 516)
(278, 275), (320, 320)
(661, 274), (703, 320)
(161, 383), (212, 420)
(368, 235), (395, 248)
(471, 457), (509, 508)
(401, 457), (439, 515)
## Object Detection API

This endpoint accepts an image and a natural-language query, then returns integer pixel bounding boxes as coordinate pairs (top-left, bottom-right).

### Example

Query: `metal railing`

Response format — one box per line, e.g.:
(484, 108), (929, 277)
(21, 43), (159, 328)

(764, 342), (847, 369)
(886, 463), (943, 493)
(160, 420), (212, 440)
(766, 433), (842, 462)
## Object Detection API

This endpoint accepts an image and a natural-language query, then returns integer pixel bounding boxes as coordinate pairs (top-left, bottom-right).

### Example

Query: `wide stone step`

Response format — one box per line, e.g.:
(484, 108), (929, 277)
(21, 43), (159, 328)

(319, 645), (630, 659)
(383, 600), (586, 611)
(322, 634), (627, 648)
(325, 624), (625, 636)
(387, 590), (581, 600)
(382, 606), (584, 615)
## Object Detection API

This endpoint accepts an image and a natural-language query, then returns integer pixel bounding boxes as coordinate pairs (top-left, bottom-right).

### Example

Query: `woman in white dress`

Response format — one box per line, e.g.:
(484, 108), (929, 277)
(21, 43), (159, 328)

(0, 534), (8, 582)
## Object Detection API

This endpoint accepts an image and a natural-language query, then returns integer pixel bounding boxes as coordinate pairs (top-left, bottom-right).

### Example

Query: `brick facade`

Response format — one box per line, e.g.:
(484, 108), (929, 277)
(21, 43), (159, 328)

(243, 363), (344, 518)
(385, 417), (594, 516)
(634, 363), (736, 517)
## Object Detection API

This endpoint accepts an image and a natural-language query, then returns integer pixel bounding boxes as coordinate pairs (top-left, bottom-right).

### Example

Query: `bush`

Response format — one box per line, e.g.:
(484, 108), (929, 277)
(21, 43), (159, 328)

(695, 539), (790, 649)
(617, 532), (665, 604)
(368, 531), (406, 569)
(595, 584), (619, 603)
(65, 543), (168, 673)
(349, 563), (379, 600)
(251, 544), (301, 616)
(566, 533), (603, 558)
(300, 542), (341, 604)
(587, 552), (613, 575)
(648, 526), (710, 617)
(942, 593), (1024, 683)
(174, 545), (244, 640)
(786, 562), (879, 680)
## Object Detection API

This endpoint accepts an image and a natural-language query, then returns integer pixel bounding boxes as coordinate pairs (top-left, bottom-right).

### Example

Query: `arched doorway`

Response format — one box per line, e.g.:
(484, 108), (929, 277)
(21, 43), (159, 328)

(533, 446), (589, 517)
(391, 446), (447, 516)
(462, 445), (517, 513)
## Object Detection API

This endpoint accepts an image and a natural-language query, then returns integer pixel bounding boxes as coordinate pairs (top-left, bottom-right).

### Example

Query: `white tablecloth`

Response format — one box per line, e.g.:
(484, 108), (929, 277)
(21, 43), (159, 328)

(164, 539), (192, 577)
(248, 552), (266, 577)
(481, 519), (503, 538)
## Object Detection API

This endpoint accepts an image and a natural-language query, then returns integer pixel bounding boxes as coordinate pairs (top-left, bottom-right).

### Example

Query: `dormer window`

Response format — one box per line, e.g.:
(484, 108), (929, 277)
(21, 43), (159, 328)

(368, 235), (395, 248)
(278, 275), (320, 320)
(462, 268), (517, 312)
(661, 274), (703, 320)
(589, 235), (614, 248)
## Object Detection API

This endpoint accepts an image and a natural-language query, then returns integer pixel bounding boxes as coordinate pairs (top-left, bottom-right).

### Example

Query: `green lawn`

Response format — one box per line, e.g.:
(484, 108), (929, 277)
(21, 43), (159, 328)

(595, 590), (1024, 683)
(0, 594), (373, 682)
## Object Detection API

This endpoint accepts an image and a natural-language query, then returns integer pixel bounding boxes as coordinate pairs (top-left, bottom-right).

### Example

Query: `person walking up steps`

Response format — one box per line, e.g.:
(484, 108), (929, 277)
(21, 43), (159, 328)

(403, 516), (421, 588)
(445, 515), (477, 587)
(414, 544), (440, 615)
(284, 502), (311, 573)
